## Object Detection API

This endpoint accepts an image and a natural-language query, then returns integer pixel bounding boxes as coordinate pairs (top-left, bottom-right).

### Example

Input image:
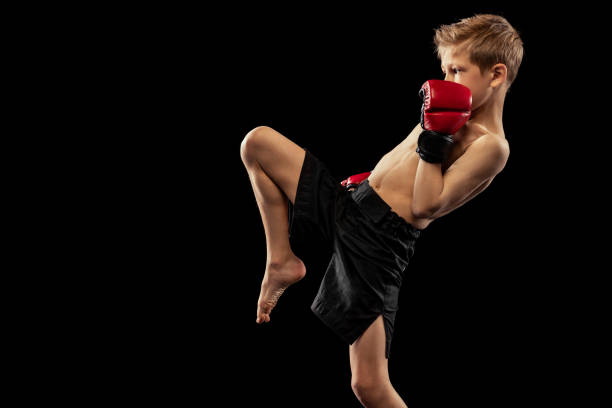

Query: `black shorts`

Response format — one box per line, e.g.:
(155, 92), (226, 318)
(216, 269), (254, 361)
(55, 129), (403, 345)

(288, 149), (421, 359)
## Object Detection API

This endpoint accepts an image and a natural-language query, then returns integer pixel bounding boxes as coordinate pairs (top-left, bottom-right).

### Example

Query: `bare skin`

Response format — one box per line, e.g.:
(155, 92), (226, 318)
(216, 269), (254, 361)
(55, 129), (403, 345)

(241, 42), (512, 408)
(240, 45), (510, 325)
(256, 258), (306, 323)
(240, 118), (508, 324)
(240, 119), (506, 406)
(240, 126), (308, 324)
(350, 315), (408, 407)
(368, 120), (508, 229)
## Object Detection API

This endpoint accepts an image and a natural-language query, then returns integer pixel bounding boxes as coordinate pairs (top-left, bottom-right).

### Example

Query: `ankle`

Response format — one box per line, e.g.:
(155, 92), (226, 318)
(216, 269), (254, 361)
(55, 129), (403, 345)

(266, 253), (298, 269)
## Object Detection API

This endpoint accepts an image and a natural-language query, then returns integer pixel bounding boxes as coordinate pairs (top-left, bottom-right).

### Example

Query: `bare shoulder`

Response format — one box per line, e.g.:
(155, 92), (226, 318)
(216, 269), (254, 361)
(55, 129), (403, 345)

(465, 132), (510, 175)
(445, 126), (510, 181)
(469, 132), (509, 154)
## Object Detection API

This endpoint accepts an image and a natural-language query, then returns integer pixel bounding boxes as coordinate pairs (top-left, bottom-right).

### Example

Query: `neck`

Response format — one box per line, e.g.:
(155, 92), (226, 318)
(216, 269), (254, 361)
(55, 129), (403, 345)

(469, 87), (506, 136)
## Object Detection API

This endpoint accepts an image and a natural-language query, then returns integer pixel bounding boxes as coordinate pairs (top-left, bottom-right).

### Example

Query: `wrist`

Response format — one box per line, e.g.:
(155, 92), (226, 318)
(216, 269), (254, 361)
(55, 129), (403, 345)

(416, 129), (453, 163)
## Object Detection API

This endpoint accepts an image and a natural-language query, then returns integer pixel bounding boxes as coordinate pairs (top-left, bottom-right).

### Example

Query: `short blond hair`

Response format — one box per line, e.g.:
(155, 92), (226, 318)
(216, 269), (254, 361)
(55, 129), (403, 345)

(434, 14), (524, 87)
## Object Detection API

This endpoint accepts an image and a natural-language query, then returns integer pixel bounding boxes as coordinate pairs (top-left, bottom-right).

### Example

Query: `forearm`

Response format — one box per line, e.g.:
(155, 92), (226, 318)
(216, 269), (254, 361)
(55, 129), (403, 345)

(411, 79), (471, 217)
(411, 159), (443, 217)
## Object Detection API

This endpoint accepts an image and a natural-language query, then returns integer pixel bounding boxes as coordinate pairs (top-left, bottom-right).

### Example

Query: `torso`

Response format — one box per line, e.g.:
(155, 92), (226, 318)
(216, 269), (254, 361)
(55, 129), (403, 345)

(368, 122), (508, 230)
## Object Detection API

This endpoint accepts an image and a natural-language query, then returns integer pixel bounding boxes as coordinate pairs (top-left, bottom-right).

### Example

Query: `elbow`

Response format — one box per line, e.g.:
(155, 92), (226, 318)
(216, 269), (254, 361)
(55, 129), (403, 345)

(411, 198), (442, 218)
(411, 205), (437, 219)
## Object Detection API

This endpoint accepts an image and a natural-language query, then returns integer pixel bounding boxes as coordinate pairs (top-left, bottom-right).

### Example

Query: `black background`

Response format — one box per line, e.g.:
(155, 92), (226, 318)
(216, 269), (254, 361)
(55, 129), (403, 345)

(67, 4), (594, 407)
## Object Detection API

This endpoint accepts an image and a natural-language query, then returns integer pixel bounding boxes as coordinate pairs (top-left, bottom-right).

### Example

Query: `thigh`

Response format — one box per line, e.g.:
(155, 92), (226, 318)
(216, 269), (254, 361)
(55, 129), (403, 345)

(349, 315), (390, 383)
(243, 126), (306, 204)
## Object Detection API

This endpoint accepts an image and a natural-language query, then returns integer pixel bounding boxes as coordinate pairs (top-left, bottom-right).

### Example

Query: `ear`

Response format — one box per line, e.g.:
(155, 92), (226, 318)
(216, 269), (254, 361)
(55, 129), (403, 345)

(490, 63), (507, 89)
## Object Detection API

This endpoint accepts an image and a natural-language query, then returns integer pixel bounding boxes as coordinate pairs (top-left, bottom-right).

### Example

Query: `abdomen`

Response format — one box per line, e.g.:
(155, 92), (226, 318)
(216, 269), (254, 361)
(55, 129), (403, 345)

(369, 149), (433, 230)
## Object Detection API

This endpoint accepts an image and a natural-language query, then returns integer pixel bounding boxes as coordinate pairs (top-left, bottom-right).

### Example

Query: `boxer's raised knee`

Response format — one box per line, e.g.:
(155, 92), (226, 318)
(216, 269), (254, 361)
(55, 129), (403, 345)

(240, 125), (274, 164)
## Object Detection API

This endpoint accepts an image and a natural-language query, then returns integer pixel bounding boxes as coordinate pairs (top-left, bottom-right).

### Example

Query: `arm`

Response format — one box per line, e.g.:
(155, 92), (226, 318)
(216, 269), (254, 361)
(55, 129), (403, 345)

(411, 136), (508, 218)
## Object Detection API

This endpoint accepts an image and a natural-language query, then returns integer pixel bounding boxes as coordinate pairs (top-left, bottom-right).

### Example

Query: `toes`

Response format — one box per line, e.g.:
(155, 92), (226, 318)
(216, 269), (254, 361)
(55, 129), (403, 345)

(256, 303), (268, 324)
(255, 314), (269, 324)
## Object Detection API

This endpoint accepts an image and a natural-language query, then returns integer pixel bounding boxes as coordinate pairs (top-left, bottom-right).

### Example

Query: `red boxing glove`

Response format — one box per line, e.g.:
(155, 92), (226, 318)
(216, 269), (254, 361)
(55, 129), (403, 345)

(417, 80), (472, 163)
(420, 79), (472, 134)
(340, 172), (371, 190)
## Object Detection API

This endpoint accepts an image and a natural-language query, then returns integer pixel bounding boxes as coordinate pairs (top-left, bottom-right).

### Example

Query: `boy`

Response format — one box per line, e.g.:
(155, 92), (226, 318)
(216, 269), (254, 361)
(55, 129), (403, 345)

(240, 14), (523, 408)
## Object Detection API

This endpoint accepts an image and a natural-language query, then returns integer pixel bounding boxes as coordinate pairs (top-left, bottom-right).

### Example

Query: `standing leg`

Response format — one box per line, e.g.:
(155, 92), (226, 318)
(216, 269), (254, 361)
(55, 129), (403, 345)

(350, 315), (408, 408)
(240, 126), (307, 324)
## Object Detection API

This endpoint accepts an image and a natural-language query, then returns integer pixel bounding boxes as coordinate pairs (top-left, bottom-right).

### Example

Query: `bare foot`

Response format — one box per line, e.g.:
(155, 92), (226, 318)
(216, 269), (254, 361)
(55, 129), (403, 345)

(256, 256), (306, 324)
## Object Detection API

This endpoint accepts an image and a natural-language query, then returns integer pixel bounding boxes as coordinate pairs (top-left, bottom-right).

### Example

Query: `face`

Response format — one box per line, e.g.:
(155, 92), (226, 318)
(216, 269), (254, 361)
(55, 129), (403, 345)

(439, 45), (505, 111)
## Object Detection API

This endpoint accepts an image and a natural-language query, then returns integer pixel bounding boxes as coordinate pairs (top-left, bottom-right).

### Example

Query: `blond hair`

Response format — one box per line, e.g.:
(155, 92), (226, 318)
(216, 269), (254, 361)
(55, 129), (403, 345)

(434, 14), (524, 87)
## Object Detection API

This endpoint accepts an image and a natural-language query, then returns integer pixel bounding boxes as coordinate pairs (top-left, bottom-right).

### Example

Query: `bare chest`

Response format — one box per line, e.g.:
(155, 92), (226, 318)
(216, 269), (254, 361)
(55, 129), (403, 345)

(367, 131), (474, 229)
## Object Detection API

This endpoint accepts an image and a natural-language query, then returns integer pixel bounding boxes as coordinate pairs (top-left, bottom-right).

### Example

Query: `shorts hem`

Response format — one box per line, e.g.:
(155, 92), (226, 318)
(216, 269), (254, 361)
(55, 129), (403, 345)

(311, 303), (392, 359)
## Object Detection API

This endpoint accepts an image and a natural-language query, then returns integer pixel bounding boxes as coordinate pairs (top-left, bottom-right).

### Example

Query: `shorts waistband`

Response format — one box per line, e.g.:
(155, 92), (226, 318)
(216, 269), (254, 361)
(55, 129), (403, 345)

(351, 180), (421, 239)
